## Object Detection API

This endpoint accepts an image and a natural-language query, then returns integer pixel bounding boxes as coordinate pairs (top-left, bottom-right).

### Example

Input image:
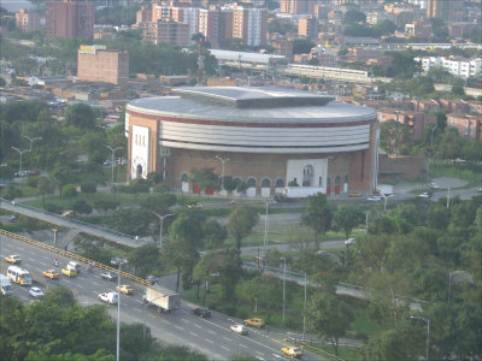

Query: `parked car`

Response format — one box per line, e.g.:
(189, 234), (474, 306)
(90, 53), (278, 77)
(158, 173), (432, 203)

(344, 238), (356, 246)
(43, 269), (60, 280)
(4, 254), (22, 264)
(417, 192), (432, 199)
(348, 191), (362, 197)
(98, 291), (118, 304)
(100, 271), (117, 282)
(244, 318), (265, 328)
(230, 324), (248, 335)
(192, 308), (211, 318)
(430, 182), (441, 189)
(116, 284), (135, 295)
(367, 195), (383, 202)
(29, 287), (44, 298)
(145, 275), (160, 285)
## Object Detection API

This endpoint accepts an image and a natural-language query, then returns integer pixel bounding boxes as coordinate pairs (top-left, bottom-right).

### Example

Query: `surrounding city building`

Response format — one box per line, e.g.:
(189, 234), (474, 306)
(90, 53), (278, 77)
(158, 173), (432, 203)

(377, 108), (435, 140)
(298, 16), (318, 40)
(125, 86), (379, 197)
(46, 0), (95, 39)
(447, 113), (482, 140)
(280, 0), (310, 15)
(416, 56), (482, 79)
(232, 6), (267, 47)
(77, 45), (129, 86)
(15, 8), (42, 33)
(426, 0), (450, 20)
(142, 21), (190, 46)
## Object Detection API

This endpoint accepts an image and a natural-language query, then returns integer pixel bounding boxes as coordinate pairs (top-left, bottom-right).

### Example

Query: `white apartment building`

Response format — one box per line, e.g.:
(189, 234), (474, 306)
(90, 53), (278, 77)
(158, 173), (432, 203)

(179, 7), (200, 41)
(415, 56), (482, 79)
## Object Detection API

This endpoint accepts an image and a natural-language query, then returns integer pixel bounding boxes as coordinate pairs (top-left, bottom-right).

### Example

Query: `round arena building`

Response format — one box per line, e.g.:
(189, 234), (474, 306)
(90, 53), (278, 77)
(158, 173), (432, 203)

(125, 87), (379, 198)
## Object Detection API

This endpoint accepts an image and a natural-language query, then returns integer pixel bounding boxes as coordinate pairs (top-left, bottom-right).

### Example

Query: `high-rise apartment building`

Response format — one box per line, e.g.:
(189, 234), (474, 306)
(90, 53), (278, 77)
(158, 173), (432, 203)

(46, 0), (95, 39)
(77, 45), (129, 86)
(16, 8), (42, 33)
(143, 21), (190, 47)
(232, 6), (267, 47)
(298, 16), (318, 40)
(426, 0), (450, 20)
(199, 7), (221, 47)
(280, 0), (310, 15)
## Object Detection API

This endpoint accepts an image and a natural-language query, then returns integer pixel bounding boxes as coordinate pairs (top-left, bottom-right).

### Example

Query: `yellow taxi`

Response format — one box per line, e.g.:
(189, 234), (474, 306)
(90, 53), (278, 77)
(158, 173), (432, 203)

(116, 284), (135, 295)
(281, 346), (303, 358)
(4, 254), (22, 264)
(43, 269), (60, 280)
(244, 317), (266, 329)
(61, 267), (77, 278)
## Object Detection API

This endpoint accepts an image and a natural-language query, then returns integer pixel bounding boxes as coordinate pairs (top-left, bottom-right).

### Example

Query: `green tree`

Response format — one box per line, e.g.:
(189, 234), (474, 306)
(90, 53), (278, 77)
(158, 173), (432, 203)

(128, 244), (162, 277)
(37, 176), (54, 206)
(380, 120), (411, 155)
(72, 200), (92, 215)
(334, 205), (364, 238)
(302, 193), (333, 249)
(108, 208), (153, 236)
(141, 193), (176, 215)
(202, 219), (227, 249)
(65, 103), (97, 129)
(307, 292), (353, 355)
(190, 168), (219, 191)
(344, 9), (366, 23)
(227, 206), (259, 250)
(62, 184), (78, 198)
(164, 212), (203, 291)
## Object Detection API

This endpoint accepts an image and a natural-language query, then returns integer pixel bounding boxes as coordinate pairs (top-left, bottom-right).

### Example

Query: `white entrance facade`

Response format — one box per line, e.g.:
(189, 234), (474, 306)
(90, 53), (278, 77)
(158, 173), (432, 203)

(285, 159), (328, 198)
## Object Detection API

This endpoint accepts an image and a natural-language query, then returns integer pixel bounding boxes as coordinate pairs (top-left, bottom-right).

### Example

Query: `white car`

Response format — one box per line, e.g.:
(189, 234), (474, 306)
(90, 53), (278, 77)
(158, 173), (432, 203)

(29, 287), (44, 298)
(344, 238), (356, 246)
(430, 182), (440, 189)
(230, 324), (248, 335)
(477, 187), (482, 193)
(417, 192), (431, 199)
(367, 195), (383, 202)
(98, 291), (118, 304)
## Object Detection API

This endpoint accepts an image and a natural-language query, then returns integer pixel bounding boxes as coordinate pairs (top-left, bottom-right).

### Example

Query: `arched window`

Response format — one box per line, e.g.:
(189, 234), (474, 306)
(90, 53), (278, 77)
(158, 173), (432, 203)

(181, 173), (189, 182)
(302, 164), (314, 187)
(261, 178), (271, 188)
(318, 176), (323, 187)
(275, 178), (285, 188)
(247, 178), (256, 188)
(344, 175), (349, 183)
(335, 176), (341, 186)
(136, 164), (143, 178)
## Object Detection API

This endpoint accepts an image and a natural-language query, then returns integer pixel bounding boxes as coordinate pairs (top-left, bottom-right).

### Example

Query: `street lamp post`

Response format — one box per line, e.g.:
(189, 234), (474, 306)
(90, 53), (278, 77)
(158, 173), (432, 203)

(303, 272), (307, 341)
(263, 199), (270, 256)
(111, 257), (127, 361)
(215, 155), (229, 193)
(23, 136), (42, 152)
(106, 146), (122, 188)
(151, 212), (174, 248)
(281, 257), (287, 323)
(52, 228), (58, 246)
(410, 316), (431, 361)
(11, 146), (30, 174)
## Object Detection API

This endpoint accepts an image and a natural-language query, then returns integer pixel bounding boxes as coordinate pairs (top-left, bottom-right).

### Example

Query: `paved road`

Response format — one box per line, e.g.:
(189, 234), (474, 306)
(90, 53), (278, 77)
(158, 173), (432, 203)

(0, 199), (148, 248)
(240, 240), (346, 257)
(0, 235), (324, 361)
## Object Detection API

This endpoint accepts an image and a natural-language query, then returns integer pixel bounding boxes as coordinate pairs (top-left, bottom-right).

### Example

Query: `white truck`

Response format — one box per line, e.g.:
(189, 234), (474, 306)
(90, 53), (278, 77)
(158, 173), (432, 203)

(0, 274), (13, 296)
(143, 285), (180, 312)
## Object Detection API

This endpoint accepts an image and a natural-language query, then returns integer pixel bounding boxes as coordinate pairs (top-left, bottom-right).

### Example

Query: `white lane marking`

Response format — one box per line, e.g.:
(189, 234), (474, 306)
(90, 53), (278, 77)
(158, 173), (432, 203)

(207, 329), (216, 335)
(189, 331), (199, 337)
(220, 345), (230, 352)
(222, 336), (231, 342)
(205, 338), (214, 344)
(173, 325), (184, 331)
(194, 323), (202, 329)
(135, 299), (143, 305)
(181, 318), (190, 323)
(240, 344), (248, 349)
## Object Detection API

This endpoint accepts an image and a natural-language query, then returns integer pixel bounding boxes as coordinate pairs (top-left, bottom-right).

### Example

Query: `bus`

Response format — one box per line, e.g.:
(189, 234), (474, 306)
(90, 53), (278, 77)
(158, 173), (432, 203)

(7, 265), (32, 286)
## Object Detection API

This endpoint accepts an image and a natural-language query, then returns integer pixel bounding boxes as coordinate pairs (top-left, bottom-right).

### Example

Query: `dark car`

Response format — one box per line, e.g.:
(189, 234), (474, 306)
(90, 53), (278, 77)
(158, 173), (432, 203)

(145, 275), (160, 285)
(192, 308), (211, 318)
(100, 271), (117, 282)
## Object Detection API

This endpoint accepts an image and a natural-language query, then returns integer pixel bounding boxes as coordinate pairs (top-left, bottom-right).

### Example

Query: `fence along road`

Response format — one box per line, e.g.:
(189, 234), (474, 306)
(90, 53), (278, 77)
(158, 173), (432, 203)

(0, 198), (148, 248)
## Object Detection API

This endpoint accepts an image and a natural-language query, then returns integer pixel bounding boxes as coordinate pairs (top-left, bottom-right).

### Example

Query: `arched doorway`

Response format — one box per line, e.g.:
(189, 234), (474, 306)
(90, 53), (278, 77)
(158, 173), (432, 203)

(246, 177), (257, 197)
(136, 164), (143, 179)
(302, 164), (314, 187)
(260, 178), (271, 198)
(343, 175), (349, 193)
(181, 173), (189, 193)
(335, 176), (341, 195)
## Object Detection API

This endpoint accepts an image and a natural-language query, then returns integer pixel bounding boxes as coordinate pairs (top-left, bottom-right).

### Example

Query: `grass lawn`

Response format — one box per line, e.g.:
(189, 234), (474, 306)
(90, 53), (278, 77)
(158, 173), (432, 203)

(305, 344), (361, 361)
(430, 162), (482, 185)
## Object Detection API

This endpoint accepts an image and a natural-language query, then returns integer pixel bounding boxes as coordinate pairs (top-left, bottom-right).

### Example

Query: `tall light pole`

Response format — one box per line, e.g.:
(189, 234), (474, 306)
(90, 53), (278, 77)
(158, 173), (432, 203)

(11, 146), (30, 174)
(23, 135), (42, 152)
(281, 257), (287, 323)
(215, 155), (229, 193)
(151, 212), (174, 248)
(410, 316), (431, 361)
(52, 228), (58, 246)
(303, 272), (307, 341)
(111, 257), (127, 361)
(106, 146), (122, 188)
(263, 199), (270, 256)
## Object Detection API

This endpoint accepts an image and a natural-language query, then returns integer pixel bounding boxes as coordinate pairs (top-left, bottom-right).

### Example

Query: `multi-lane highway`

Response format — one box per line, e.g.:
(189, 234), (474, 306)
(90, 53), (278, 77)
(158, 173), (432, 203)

(0, 234), (324, 361)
